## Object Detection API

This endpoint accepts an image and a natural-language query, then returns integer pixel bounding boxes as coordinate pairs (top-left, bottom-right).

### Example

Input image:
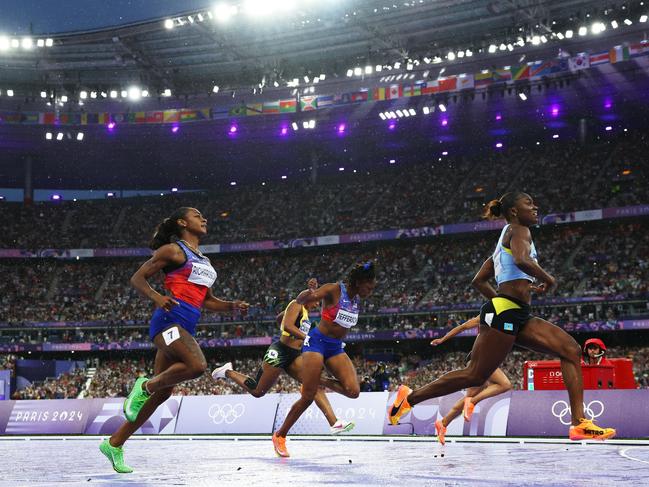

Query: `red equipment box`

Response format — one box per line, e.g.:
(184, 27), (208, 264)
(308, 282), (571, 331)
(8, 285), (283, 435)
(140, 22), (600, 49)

(523, 358), (637, 390)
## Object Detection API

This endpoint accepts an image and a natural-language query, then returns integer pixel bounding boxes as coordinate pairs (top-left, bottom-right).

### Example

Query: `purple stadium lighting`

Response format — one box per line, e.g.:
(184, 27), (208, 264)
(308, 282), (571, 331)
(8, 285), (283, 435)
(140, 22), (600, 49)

(605, 126), (613, 131)
(51, 194), (61, 201)
(280, 126), (288, 136)
(389, 159), (396, 164)
(171, 187), (178, 192)
(495, 142), (503, 148)
(604, 99), (613, 109)
(552, 134), (559, 139)
(171, 125), (179, 133)
(495, 113), (502, 121)
(388, 121), (396, 130)
(107, 122), (116, 130)
(337, 123), (346, 134)
(229, 125), (238, 134)
(441, 118), (448, 126)
(551, 105), (560, 117)
(442, 151), (449, 156)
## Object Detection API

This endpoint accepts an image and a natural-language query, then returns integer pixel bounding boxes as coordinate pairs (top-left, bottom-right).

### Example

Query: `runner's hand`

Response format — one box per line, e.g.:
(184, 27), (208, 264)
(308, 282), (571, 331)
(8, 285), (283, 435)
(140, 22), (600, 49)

(156, 295), (179, 312)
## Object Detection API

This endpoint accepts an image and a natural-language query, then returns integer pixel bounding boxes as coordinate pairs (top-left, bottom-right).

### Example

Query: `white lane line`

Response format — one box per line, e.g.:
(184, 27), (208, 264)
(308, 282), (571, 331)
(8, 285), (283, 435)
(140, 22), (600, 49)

(619, 447), (649, 465)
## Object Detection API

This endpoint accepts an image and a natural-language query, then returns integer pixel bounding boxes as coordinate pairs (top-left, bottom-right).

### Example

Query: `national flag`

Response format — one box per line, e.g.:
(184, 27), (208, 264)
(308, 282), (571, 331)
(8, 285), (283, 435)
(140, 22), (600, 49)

(333, 93), (352, 105)
(263, 101), (280, 114)
(387, 84), (402, 99)
(300, 95), (317, 111)
(135, 111), (146, 123)
(510, 65), (530, 80)
(163, 110), (179, 123)
(59, 114), (70, 124)
(211, 107), (229, 120)
(475, 71), (492, 88)
(22, 113), (39, 124)
(609, 45), (630, 63)
(457, 74), (474, 90)
(569, 53), (590, 71)
(368, 87), (386, 101)
(180, 110), (198, 122)
(529, 60), (558, 79)
(146, 111), (164, 123)
(125, 112), (136, 123)
(315, 95), (334, 107)
(492, 69), (512, 82)
(280, 99), (297, 113)
(403, 85), (421, 97)
(196, 108), (211, 120)
(629, 41), (649, 57)
(438, 76), (457, 92)
(97, 113), (110, 124)
(246, 103), (263, 116)
(40, 112), (56, 124)
(80, 113), (88, 125)
(589, 51), (609, 66)
(87, 113), (99, 124)
(421, 80), (439, 94)
(228, 105), (247, 116)
(350, 91), (368, 102)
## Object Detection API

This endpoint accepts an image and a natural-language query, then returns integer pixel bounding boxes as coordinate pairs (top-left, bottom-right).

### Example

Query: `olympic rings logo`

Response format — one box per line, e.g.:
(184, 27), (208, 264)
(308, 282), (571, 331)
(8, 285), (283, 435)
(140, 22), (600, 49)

(551, 400), (605, 425)
(208, 403), (245, 425)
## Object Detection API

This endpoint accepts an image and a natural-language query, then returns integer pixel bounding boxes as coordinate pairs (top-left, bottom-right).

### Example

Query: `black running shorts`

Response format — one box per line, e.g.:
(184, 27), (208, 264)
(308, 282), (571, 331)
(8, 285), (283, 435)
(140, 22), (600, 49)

(479, 295), (532, 336)
(263, 341), (301, 370)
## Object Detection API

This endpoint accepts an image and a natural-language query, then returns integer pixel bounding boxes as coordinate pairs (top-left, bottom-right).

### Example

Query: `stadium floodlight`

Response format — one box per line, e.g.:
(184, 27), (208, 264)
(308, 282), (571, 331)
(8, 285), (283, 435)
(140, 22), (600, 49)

(56, 132), (64, 141)
(213, 3), (237, 22)
(141, 89), (149, 97)
(197, 13), (204, 22)
(128, 86), (142, 100)
(408, 108), (416, 116)
(611, 20), (619, 28)
(641, 15), (648, 23)
(291, 122), (298, 131)
(406, 62), (414, 70)
(591, 22), (606, 34)
(578, 26), (587, 35)
(304, 75), (310, 83)
(422, 106), (430, 115)
(164, 19), (174, 29)
(308, 120), (316, 129)
(624, 18), (632, 25)
(110, 90), (118, 98)
(465, 49), (473, 57)
(273, 81), (279, 87)
(565, 29), (574, 38)
(365, 66), (373, 74)
(507, 43), (514, 51)
(76, 132), (84, 141)
(433, 56), (442, 63)
(40, 91), (47, 98)
(354, 67), (362, 76)
(45, 132), (52, 140)
(396, 109), (404, 118)
(540, 35), (548, 43)
(519, 92), (528, 101)
(302, 121), (309, 129)
(531, 35), (540, 45)
(447, 51), (455, 61)
(120, 90), (127, 98)
(517, 38), (525, 47)
(375, 65), (382, 72)
(212, 85), (219, 93)
(438, 103), (446, 112)
(36, 39), (44, 47)
(0, 37), (9, 51)
(90, 91), (97, 98)
(346, 69), (353, 77)
(488, 44), (497, 53)
(457, 50), (465, 58)
(60, 94), (67, 102)
(45, 38), (53, 47)
(393, 62), (401, 69)
(556, 32), (565, 39)
(499, 43), (506, 51)
(79, 91), (87, 99)
(163, 89), (172, 97)
(187, 15), (195, 23)
(21, 37), (33, 49)
(379, 112), (387, 120)
(10, 38), (19, 48)
(403, 109), (410, 117)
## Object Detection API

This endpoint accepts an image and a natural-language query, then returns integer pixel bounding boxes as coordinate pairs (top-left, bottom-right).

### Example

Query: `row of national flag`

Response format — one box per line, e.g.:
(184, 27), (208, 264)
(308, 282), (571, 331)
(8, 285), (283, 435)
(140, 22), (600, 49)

(2, 40), (648, 126)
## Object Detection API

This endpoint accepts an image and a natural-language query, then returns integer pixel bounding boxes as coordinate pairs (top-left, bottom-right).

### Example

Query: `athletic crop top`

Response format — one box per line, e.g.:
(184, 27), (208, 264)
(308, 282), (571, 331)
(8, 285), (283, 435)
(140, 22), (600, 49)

(281, 300), (312, 338)
(493, 224), (538, 285)
(163, 240), (217, 308)
(320, 282), (360, 329)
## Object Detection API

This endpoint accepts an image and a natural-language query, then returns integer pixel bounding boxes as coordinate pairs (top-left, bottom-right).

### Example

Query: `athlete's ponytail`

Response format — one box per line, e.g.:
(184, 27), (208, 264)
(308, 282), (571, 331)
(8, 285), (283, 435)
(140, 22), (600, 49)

(149, 207), (192, 250)
(482, 191), (526, 221)
(349, 261), (376, 287)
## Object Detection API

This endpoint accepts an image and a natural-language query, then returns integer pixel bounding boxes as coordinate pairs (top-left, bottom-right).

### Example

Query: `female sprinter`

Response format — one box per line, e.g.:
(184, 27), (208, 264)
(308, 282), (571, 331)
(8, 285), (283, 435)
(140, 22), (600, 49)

(211, 278), (355, 435)
(388, 192), (615, 440)
(272, 262), (376, 457)
(99, 207), (249, 473)
(430, 316), (512, 445)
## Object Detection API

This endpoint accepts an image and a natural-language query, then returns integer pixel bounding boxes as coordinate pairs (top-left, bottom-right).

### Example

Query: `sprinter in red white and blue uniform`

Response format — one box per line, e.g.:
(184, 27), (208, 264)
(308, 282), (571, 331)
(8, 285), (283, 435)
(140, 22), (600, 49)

(272, 262), (376, 457)
(99, 207), (249, 474)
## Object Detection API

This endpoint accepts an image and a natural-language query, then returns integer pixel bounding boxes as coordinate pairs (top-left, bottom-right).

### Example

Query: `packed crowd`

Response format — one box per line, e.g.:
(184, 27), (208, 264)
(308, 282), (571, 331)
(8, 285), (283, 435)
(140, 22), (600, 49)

(8, 344), (649, 400)
(1, 136), (647, 249)
(1, 220), (647, 328)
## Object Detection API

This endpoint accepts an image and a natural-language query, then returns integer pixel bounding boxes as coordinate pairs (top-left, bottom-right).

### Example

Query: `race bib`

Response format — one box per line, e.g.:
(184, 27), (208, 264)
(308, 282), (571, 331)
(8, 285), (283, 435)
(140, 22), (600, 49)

(299, 318), (312, 335)
(187, 262), (217, 287)
(334, 308), (358, 328)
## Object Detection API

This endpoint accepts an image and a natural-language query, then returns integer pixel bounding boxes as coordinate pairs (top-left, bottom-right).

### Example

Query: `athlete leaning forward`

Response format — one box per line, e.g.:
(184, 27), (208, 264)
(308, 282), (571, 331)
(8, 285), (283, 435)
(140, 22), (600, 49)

(211, 277), (355, 435)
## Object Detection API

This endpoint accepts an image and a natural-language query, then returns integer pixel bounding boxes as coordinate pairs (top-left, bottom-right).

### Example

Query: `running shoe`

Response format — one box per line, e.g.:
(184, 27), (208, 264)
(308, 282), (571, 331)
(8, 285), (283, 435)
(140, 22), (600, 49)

(463, 397), (475, 422)
(123, 377), (150, 422)
(272, 433), (290, 457)
(434, 419), (447, 446)
(99, 439), (133, 474)
(388, 385), (413, 425)
(569, 418), (616, 441)
(211, 362), (233, 380)
(330, 419), (355, 435)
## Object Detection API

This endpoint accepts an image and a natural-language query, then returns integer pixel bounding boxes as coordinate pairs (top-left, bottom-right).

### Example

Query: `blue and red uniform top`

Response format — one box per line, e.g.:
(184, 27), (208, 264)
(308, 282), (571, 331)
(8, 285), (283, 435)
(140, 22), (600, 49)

(163, 240), (217, 308)
(320, 281), (360, 329)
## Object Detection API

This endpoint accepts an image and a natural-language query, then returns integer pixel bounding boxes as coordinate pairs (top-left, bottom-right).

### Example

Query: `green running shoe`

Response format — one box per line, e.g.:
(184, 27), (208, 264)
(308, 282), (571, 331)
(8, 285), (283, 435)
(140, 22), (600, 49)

(123, 376), (150, 422)
(99, 439), (133, 474)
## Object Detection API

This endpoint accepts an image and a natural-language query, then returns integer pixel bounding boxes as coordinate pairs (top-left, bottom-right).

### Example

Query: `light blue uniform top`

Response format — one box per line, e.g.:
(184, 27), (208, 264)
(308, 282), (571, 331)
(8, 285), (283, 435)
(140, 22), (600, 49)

(493, 224), (538, 285)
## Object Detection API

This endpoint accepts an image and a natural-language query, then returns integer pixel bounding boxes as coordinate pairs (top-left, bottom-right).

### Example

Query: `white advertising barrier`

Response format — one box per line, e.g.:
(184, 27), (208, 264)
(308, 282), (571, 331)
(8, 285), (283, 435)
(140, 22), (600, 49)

(174, 394), (279, 434)
(273, 391), (388, 435)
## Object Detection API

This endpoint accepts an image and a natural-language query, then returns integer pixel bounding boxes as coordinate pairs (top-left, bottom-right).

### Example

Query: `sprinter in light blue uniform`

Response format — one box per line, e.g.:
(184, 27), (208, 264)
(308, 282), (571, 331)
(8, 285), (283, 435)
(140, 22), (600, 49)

(388, 191), (616, 441)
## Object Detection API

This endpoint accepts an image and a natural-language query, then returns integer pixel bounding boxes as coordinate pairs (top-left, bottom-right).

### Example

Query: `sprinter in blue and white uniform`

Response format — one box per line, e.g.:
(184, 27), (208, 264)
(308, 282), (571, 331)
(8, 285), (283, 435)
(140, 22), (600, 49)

(272, 262), (376, 457)
(388, 192), (615, 441)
